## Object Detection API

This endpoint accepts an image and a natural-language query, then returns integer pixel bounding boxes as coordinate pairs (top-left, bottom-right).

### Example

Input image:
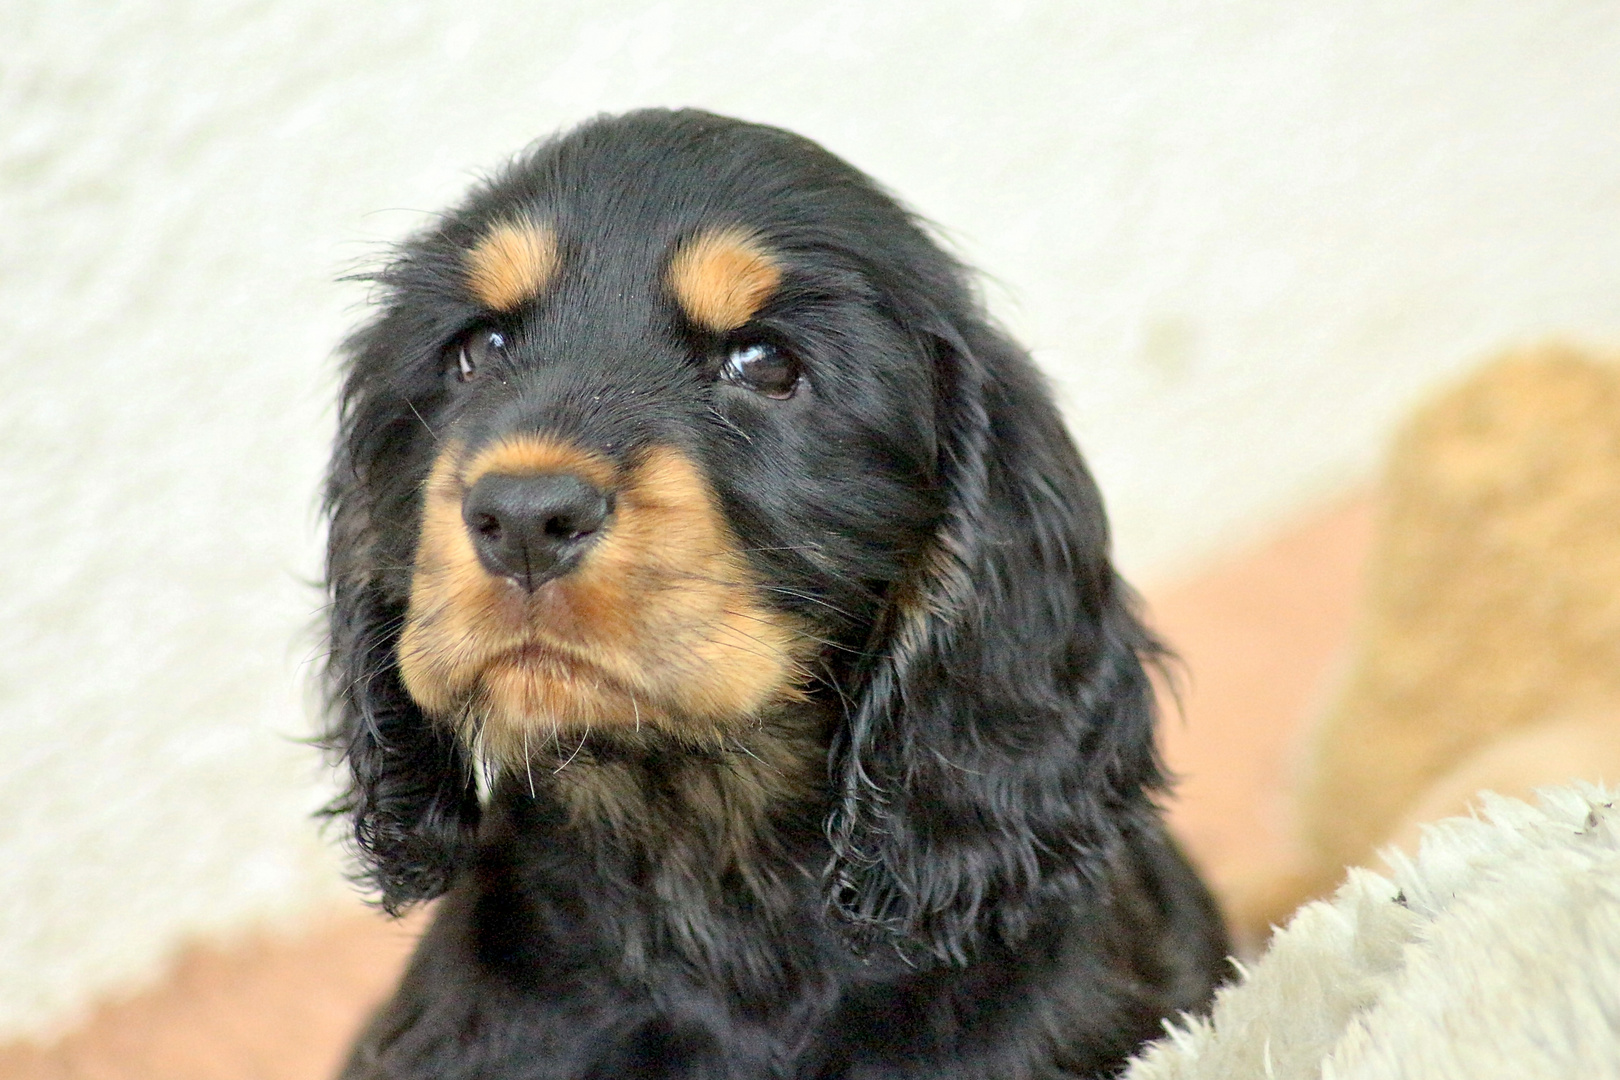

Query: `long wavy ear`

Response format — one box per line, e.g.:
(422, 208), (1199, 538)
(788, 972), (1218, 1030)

(827, 324), (1168, 963)
(322, 320), (481, 914)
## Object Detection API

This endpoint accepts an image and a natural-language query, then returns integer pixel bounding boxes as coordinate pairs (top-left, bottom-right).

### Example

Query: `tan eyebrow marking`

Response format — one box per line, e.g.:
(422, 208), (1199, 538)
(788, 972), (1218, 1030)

(464, 218), (559, 311)
(667, 228), (782, 332)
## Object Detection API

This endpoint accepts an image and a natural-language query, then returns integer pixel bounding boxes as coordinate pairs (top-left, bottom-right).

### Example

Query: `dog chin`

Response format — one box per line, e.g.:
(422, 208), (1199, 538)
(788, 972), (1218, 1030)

(472, 647), (647, 732)
(467, 640), (773, 765)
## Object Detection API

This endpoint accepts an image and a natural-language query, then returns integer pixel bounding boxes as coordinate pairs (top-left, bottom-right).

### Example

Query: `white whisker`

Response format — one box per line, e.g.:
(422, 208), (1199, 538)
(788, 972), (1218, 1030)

(553, 728), (589, 774)
(523, 727), (536, 797)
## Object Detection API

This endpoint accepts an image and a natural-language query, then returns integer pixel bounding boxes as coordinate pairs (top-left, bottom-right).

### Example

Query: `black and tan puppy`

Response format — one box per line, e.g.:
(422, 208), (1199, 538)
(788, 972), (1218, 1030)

(324, 109), (1227, 1079)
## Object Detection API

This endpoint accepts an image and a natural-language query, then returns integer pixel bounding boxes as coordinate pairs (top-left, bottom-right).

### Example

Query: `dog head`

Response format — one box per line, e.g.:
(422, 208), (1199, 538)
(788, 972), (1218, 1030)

(325, 110), (1165, 960)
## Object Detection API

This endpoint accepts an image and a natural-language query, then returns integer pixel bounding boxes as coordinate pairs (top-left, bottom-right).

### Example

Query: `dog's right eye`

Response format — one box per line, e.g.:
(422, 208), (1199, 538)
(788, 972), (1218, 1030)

(721, 341), (801, 399)
(450, 329), (506, 384)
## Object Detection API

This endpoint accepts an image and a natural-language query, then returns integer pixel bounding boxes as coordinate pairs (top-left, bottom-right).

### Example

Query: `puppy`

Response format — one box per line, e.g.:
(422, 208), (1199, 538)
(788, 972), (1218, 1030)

(324, 109), (1227, 1079)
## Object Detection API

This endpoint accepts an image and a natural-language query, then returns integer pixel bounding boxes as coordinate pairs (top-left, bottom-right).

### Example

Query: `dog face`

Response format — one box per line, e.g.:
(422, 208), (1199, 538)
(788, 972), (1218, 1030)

(327, 111), (1165, 960)
(346, 119), (948, 764)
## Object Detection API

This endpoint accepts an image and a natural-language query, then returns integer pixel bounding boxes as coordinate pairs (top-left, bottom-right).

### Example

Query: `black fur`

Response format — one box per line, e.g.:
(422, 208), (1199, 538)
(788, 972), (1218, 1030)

(324, 109), (1227, 1079)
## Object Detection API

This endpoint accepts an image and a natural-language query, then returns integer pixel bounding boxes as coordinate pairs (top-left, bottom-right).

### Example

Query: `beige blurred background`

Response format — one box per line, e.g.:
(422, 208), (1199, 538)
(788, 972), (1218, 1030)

(4, 0), (1620, 1046)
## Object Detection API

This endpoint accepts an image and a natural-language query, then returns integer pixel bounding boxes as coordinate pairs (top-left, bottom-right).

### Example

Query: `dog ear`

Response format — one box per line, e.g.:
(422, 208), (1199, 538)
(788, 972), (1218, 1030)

(827, 324), (1168, 963)
(322, 326), (481, 914)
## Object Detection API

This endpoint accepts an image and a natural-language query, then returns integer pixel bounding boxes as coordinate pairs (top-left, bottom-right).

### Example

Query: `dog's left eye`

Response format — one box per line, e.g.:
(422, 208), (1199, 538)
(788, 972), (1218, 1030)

(452, 329), (506, 384)
(721, 342), (801, 400)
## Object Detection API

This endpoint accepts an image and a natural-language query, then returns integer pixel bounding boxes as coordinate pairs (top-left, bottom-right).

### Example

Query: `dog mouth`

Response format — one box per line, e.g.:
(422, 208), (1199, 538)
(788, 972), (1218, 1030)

(487, 638), (624, 692)
(477, 636), (656, 719)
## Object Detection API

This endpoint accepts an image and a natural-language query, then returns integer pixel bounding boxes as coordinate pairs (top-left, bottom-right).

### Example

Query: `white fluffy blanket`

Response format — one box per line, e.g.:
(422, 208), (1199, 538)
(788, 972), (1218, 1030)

(1126, 786), (1620, 1079)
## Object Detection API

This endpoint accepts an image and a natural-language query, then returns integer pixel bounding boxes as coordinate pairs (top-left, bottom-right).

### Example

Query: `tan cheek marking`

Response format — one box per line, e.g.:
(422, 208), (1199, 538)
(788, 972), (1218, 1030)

(668, 228), (782, 331)
(398, 439), (496, 716)
(589, 446), (807, 720)
(464, 219), (559, 311)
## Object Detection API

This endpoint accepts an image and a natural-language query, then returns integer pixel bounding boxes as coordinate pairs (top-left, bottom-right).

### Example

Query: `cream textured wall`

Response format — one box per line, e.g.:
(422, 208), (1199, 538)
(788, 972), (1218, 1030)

(4, 0), (1619, 1038)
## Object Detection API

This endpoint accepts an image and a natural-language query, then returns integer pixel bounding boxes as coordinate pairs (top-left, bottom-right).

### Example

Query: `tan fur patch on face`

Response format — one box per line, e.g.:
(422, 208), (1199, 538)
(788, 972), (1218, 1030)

(460, 435), (617, 492)
(668, 228), (782, 331)
(398, 436), (809, 769)
(464, 219), (559, 311)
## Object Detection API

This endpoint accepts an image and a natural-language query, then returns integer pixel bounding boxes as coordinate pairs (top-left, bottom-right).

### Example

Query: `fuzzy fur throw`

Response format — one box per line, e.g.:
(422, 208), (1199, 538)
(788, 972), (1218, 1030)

(1127, 786), (1620, 1079)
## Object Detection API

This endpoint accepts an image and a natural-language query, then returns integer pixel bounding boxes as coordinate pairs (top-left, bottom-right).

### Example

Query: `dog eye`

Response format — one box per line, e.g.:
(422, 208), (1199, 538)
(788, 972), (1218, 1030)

(721, 342), (800, 400)
(452, 329), (506, 384)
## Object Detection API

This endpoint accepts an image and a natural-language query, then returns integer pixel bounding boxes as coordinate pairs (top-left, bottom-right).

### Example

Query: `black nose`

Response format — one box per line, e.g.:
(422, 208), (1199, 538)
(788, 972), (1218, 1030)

(462, 472), (613, 591)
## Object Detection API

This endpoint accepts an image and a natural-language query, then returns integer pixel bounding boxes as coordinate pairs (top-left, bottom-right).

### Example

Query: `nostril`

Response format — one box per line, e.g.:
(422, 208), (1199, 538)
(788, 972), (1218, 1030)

(473, 513), (503, 541)
(544, 515), (585, 541)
